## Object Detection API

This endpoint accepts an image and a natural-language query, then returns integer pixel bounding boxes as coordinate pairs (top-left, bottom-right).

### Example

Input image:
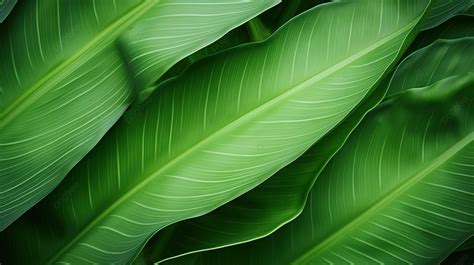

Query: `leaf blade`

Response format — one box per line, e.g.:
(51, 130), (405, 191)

(1, 0), (431, 264)
(0, 0), (277, 230)
(175, 43), (474, 265)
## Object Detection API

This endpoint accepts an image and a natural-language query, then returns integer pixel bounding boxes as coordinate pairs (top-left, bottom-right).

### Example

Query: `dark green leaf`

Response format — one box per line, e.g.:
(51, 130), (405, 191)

(422, 0), (472, 29)
(387, 38), (474, 98)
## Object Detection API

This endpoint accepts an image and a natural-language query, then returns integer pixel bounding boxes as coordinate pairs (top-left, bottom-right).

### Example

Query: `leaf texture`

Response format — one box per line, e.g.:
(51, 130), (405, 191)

(177, 72), (474, 265)
(0, 0), (431, 264)
(422, 0), (473, 29)
(387, 38), (474, 98)
(409, 14), (474, 53)
(142, 73), (390, 264)
(0, 0), (277, 230)
(0, 0), (15, 22)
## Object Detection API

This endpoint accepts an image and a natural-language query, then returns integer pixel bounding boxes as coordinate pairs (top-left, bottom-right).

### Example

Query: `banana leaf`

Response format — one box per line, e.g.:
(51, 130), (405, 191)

(422, 0), (473, 29)
(387, 38), (474, 98)
(409, 14), (474, 52)
(0, 0), (277, 230)
(0, 0), (432, 264)
(148, 26), (474, 265)
(141, 73), (390, 264)
(174, 72), (474, 265)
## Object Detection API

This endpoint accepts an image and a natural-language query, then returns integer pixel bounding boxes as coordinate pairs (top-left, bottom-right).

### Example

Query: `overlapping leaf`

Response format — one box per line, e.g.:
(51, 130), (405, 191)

(0, 0), (15, 22)
(141, 75), (390, 264)
(164, 33), (474, 265)
(0, 0), (277, 230)
(0, 0), (431, 264)
(178, 71), (474, 265)
(409, 14), (474, 53)
(388, 38), (474, 98)
(422, 0), (473, 29)
(143, 7), (474, 263)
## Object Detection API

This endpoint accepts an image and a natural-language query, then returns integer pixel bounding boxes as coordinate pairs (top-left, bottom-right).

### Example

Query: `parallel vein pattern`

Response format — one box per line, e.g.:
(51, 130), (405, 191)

(180, 70), (474, 265)
(0, 0), (430, 264)
(388, 38), (474, 98)
(0, 0), (15, 22)
(0, 0), (277, 230)
(143, 72), (390, 264)
(423, 0), (473, 29)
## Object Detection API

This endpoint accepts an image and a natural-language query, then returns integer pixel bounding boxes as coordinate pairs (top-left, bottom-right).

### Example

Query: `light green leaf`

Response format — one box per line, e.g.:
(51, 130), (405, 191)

(141, 74), (391, 264)
(0, 0), (277, 230)
(387, 38), (474, 98)
(176, 72), (474, 265)
(422, 0), (473, 29)
(0, 0), (15, 22)
(0, 0), (431, 264)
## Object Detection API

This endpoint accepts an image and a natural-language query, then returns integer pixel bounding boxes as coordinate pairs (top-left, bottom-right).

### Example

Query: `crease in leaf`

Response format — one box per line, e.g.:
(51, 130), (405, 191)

(0, 0), (278, 230)
(172, 37), (474, 265)
(0, 0), (15, 22)
(143, 67), (392, 264)
(422, 0), (473, 29)
(0, 1), (431, 264)
(387, 37), (474, 98)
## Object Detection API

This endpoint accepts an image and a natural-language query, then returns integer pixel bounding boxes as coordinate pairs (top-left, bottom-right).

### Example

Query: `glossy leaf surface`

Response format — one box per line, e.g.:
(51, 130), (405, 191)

(0, 0), (276, 230)
(143, 74), (391, 264)
(387, 38), (474, 98)
(179, 72), (474, 265)
(409, 14), (474, 53)
(423, 0), (473, 29)
(0, 0), (431, 264)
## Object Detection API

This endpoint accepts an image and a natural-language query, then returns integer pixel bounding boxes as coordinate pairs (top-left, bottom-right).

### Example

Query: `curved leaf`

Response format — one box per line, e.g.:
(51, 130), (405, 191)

(177, 72), (474, 265)
(387, 38), (474, 98)
(147, 14), (474, 264)
(0, 0), (431, 264)
(422, 0), (472, 29)
(409, 14), (474, 53)
(162, 35), (474, 265)
(0, 0), (277, 230)
(0, 0), (15, 22)
(142, 74), (391, 264)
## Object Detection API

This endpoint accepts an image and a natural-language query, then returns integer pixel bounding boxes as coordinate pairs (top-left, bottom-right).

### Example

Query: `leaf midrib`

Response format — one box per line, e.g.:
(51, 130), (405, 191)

(292, 132), (474, 264)
(0, 0), (158, 128)
(48, 17), (418, 264)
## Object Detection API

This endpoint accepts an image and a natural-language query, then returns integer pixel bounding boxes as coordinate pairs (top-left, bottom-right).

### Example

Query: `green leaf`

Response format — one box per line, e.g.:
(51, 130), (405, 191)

(0, 0), (15, 22)
(387, 38), (474, 98)
(1, 0), (431, 264)
(454, 236), (474, 252)
(146, 24), (252, 99)
(175, 72), (474, 265)
(141, 72), (390, 264)
(409, 14), (474, 53)
(463, 5), (474, 15)
(0, 0), (277, 230)
(148, 14), (474, 265)
(259, 0), (329, 31)
(422, 0), (473, 29)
